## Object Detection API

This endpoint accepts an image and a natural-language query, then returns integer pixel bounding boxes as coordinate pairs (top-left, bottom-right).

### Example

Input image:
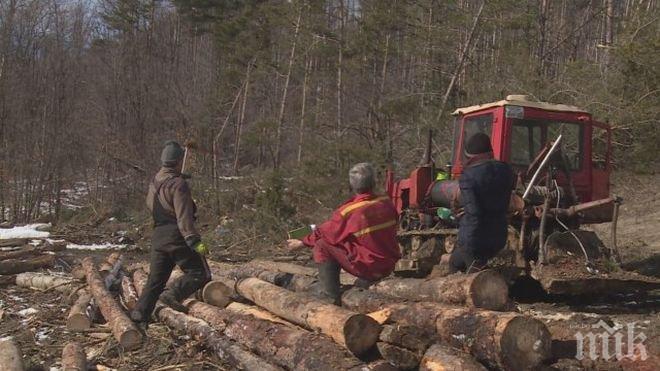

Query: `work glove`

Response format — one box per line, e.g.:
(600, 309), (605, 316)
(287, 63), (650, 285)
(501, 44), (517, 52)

(193, 241), (209, 256)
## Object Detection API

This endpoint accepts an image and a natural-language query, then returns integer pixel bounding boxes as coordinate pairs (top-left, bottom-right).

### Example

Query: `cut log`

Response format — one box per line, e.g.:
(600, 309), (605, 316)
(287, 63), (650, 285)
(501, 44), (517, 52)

(224, 302), (300, 329)
(373, 302), (551, 370)
(372, 270), (509, 310)
(120, 276), (139, 311)
(377, 342), (420, 370)
(99, 252), (121, 272)
(342, 287), (404, 313)
(132, 270), (282, 371)
(365, 360), (398, 371)
(235, 277), (381, 355)
(15, 272), (74, 292)
(61, 342), (87, 371)
(0, 238), (28, 248)
(186, 299), (369, 370)
(420, 344), (487, 371)
(71, 266), (86, 281)
(0, 274), (16, 287)
(201, 280), (233, 308)
(0, 338), (23, 371)
(247, 259), (357, 285)
(67, 290), (92, 331)
(379, 324), (432, 354)
(0, 255), (54, 275)
(229, 264), (318, 292)
(0, 247), (40, 261)
(535, 275), (660, 296)
(82, 257), (141, 350)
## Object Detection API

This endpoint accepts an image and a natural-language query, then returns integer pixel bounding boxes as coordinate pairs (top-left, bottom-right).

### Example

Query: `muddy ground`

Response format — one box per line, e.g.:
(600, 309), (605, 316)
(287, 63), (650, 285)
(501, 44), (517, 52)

(0, 172), (658, 370)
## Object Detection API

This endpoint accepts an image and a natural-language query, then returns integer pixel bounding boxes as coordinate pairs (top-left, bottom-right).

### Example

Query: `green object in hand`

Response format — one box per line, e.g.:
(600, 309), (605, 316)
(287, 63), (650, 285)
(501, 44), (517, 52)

(437, 207), (453, 220)
(288, 225), (313, 240)
(194, 241), (209, 255)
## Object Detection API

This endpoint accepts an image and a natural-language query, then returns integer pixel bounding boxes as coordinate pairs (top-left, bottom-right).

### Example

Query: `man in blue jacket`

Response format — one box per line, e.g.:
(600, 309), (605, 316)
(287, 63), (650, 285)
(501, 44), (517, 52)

(449, 133), (514, 273)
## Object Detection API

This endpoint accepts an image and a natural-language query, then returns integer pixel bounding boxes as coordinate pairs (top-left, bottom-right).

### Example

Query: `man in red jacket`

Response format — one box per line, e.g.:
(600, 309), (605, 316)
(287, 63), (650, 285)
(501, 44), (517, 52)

(287, 163), (400, 304)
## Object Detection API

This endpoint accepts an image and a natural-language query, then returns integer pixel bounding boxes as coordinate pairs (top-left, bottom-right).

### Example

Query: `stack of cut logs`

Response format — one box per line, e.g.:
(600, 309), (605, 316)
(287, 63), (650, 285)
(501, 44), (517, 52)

(0, 239), (66, 277)
(0, 254), (554, 371)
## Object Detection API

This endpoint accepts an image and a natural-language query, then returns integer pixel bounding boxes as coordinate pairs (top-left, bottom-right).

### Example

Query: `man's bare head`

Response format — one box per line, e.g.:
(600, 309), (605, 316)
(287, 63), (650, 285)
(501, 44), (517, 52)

(349, 162), (375, 194)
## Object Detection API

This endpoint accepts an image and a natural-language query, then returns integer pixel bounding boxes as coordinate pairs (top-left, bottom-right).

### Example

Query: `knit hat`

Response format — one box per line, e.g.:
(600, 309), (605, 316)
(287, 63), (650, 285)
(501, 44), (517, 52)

(161, 140), (185, 167)
(465, 133), (493, 155)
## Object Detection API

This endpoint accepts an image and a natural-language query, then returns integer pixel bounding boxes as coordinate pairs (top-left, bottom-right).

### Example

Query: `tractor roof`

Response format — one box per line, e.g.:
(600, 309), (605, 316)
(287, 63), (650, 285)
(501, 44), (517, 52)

(452, 95), (588, 116)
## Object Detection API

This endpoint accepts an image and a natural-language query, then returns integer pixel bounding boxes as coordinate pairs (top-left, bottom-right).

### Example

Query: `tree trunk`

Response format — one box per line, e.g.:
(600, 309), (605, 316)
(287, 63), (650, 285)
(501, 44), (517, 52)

(297, 58), (312, 164)
(82, 257), (142, 350)
(15, 272), (73, 292)
(0, 254), (54, 275)
(233, 60), (253, 175)
(420, 344), (487, 371)
(245, 259), (356, 285)
(120, 276), (139, 311)
(371, 270), (509, 310)
(61, 342), (86, 371)
(99, 252), (121, 272)
(0, 242), (63, 261)
(67, 290), (92, 331)
(0, 338), (23, 371)
(367, 301), (551, 371)
(186, 299), (369, 370)
(0, 238), (27, 248)
(235, 277), (381, 355)
(224, 302), (301, 329)
(133, 270), (282, 371)
(274, 4), (303, 169)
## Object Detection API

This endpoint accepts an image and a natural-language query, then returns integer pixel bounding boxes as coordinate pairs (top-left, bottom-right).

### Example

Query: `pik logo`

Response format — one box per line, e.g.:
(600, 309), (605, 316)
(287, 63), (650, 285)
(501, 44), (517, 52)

(575, 320), (648, 361)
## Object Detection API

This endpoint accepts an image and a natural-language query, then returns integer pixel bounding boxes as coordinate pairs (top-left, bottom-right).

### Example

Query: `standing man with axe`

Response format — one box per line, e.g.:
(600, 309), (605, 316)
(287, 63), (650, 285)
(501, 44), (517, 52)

(131, 140), (211, 328)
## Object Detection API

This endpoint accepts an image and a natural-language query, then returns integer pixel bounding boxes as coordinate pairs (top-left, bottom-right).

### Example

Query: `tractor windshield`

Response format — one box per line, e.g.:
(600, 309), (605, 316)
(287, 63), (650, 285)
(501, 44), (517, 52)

(510, 119), (583, 170)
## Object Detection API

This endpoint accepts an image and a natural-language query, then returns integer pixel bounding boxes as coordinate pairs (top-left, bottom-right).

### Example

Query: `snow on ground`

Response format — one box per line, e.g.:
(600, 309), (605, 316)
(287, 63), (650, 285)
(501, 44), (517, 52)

(0, 224), (51, 239)
(66, 242), (128, 251)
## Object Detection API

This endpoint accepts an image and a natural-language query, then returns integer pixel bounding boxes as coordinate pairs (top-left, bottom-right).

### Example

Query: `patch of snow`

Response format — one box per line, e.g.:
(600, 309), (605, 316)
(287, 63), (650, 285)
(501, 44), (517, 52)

(0, 336), (14, 342)
(36, 328), (50, 342)
(66, 243), (128, 251)
(0, 246), (22, 251)
(50, 367), (61, 371)
(0, 224), (51, 239)
(46, 238), (66, 244)
(18, 308), (39, 316)
(9, 295), (25, 302)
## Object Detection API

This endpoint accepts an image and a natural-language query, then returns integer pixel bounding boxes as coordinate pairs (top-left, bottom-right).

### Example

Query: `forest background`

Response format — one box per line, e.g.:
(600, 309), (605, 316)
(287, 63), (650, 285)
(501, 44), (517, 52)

(0, 0), (657, 251)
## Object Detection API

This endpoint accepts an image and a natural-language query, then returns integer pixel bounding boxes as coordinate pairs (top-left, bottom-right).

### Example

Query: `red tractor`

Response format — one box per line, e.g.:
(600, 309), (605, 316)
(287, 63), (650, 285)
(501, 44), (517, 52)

(386, 95), (621, 278)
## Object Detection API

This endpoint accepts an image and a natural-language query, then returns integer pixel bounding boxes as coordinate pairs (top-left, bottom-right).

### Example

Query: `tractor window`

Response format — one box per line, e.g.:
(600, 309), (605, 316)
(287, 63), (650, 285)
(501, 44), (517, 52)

(548, 122), (582, 170)
(510, 119), (583, 170)
(461, 114), (493, 161)
(510, 122), (542, 166)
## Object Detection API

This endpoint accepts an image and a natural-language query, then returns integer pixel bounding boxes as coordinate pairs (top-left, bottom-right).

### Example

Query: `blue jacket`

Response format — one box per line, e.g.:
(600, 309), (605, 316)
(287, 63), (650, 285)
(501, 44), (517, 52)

(458, 159), (514, 257)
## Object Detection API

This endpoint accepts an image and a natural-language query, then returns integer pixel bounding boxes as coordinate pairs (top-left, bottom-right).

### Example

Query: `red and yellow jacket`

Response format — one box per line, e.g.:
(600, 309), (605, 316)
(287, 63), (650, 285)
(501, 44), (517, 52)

(302, 192), (401, 271)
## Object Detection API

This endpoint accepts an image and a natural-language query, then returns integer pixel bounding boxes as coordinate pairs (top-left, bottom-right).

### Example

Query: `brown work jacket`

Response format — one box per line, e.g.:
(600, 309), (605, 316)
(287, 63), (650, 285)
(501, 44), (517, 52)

(146, 167), (199, 244)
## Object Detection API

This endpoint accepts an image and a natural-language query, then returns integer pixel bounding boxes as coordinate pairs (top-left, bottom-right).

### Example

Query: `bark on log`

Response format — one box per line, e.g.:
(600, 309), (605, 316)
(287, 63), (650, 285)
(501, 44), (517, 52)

(420, 344), (487, 371)
(15, 272), (74, 292)
(61, 342), (86, 371)
(0, 274), (16, 287)
(0, 338), (23, 371)
(133, 270), (282, 371)
(379, 324), (432, 354)
(235, 277), (381, 355)
(99, 252), (121, 272)
(71, 266), (86, 281)
(342, 287), (404, 314)
(0, 255), (54, 275)
(67, 290), (92, 331)
(0, 238), (27, 248)
(186, 299), (369, 370)
(120, 276), (139, 311)
(372, 270), (509, 311)
(377, 342), (420, 370)
(0, 243), (66, 261)
(229, 264), (318, 292)
(372, 302), (551, 370)
(82, 257), (141, 350)
(224, 302), (300, 329)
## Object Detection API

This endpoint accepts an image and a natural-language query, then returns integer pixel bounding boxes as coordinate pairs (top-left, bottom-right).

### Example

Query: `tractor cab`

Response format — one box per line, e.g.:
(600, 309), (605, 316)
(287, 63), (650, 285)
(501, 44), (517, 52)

(450, 95), (613, 202)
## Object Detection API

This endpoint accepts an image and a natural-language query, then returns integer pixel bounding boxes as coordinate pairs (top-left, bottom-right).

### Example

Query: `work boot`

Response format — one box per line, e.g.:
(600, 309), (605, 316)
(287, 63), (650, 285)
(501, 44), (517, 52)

(129, 310), (149, 333)
(317, 261), (341, 305)
(159, 289), (189, 314)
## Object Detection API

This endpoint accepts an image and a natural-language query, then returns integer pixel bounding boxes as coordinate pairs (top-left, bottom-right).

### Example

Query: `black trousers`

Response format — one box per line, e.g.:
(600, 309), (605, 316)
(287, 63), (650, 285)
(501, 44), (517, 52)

(134, 224), (211, 320)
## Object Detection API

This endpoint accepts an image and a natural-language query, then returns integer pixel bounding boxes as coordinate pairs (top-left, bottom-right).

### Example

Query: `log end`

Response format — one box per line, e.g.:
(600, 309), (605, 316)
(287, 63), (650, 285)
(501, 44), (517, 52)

(469, 270), (509, 311)
(343, 313), (382, 355)
(66, 314), (91, 331)
(202, 280), (232, 308)
(117, 327), (143, 351)
(500, 316), (552, 370)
